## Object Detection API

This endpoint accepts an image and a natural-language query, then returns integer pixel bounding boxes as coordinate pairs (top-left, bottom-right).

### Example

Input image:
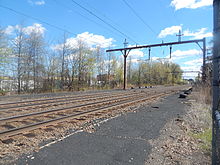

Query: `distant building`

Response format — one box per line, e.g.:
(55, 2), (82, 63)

(0, 77), (34, 91)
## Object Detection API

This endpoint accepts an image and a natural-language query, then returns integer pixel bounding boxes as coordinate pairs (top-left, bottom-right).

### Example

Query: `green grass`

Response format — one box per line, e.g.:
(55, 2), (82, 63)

(192, 128), (212, 152)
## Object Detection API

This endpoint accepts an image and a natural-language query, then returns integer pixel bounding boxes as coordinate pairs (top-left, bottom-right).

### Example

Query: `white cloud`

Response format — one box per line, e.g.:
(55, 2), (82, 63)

(4, 26), (14, 35)
(181, 58), (203, 78)
(129, 49), (144, 58)
(35, 0), (45, 5)
(168, 49), (202, 60)
(76, 32), (114, 48)
(28, 0), (45, 6)
(181, 72), (200, 79)
(167, 48), (204, 79)
(181, 65), (201, 71)
(158, 25), (182, 38)
(184, 58), (203, 65)
(159, 26), (212, 39)
(52, 32), (114, 51)
(151, 57), (160, 61)
(4, 23), (46, 36)
(122, 48), (145, 64)
(131, 58), (139, 63)
(23, 23), (46, 35)
(172, 49), (201, 57)
(183, 28), (213, 39)
(181, 65), (202, 77)
(150, 57), (171, 64)
(170, 0), (212, 10)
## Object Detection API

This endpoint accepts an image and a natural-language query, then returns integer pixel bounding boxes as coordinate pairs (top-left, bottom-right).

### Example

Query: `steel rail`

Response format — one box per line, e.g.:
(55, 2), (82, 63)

(0, 92), (168, 139)
(0, 90), (128, 107)
(0, 90), (138, 111)
(0, 92), (148, 124)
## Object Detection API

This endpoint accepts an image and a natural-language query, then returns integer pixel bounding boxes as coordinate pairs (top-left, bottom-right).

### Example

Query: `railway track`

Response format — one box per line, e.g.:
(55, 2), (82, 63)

(0, 90), (129, 110)
(0, 90), (146, 118)
(0, 92), (167, 139)
(0, 86), (187, 140)
(0, 92), (149, 124)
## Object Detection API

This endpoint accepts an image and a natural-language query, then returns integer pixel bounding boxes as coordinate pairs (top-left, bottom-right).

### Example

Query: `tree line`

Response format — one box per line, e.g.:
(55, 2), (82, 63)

(0, 25), (183, 94)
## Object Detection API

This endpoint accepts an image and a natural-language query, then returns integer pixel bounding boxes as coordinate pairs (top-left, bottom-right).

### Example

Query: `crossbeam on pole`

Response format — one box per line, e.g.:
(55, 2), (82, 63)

(106, 39), (205, 52)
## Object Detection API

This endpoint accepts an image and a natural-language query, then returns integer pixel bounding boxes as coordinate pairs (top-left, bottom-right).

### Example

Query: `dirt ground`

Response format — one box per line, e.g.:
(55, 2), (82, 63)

(146, 90), (212, 165)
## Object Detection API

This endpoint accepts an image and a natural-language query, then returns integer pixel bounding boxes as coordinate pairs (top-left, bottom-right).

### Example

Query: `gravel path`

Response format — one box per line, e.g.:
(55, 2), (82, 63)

(145, 91), (211, 165)
(12, 93), (187, 165)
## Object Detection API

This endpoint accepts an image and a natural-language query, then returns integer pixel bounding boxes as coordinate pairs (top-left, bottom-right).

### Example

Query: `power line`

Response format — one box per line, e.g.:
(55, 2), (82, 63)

(157, 0), (181, 26)
(121, 0), (157, 35)
(79, 0), (138, 40)
(70, 0), (139, 45)
(0, 4), (106, 46)
(0, 5), (73, 34)
(52, 0), (126, 40)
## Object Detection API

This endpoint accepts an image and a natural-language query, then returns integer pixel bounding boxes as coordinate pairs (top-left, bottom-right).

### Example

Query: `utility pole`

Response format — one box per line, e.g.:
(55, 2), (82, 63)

(212, 0), (220, 164)
(122, 39), (130, 90)
(124, 38), (128, 48)
(176, 30), (183, 42)
(169, 46), (172, 59)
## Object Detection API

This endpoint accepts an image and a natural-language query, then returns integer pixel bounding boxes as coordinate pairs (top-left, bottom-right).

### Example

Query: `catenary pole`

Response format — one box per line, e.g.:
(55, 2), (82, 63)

(122, 39), (130, 90)
(107, 39), (206, 89)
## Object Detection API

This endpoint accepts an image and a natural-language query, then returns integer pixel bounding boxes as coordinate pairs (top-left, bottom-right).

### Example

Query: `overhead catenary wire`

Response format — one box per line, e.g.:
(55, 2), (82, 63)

(0, 5), (73, 34)
(78, 0), (138, 40)
(70, 0), (139, 45)
(157, 0), (181, 28)
(121, 0), (157, 35)
(52, 0), (127, 41)
(0, 4), (105, 46)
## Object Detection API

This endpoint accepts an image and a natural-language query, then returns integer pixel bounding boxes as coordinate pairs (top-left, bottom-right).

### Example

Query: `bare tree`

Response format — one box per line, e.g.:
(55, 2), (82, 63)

(96, 46), (105, 87)
(127, 56), (132, 85)
(45, 52), (60, 91)
(25, 29), (45, 92)
(76, 39), (87, 88)
(59, 33), (69, 90)
(0, 27), (12, 92)
(12, 25), (26, 93)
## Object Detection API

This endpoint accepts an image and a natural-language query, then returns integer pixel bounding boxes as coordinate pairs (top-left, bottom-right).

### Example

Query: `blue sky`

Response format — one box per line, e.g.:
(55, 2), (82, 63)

(0, 0), (213, 78)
